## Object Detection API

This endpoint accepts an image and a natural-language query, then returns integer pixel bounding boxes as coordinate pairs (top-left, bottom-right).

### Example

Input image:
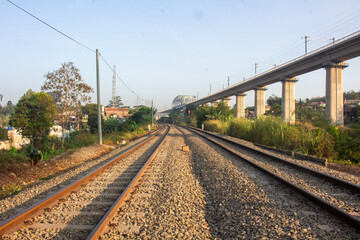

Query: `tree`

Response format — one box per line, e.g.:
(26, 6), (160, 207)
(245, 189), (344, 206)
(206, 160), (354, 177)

(344, 90), (360, 100)
(10, 90), (57, 148)
(42, 62), (93, 147)
(129, 106), (157, 125)
(169, 108), (181, 124)
(267, 94), (282, 107)
(0, 100), (15, 126)
(0, 101), (15, 116)
(348, 105), (360, 123)
(206, 101), (235, 122)
(82, 103), (104, 134)
(266, 103), (281, 117)
(107, 96), (124, 107)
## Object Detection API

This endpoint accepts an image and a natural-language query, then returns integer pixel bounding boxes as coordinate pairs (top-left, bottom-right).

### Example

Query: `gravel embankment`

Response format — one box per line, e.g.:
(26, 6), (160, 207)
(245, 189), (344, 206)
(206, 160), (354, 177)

(101, 126), (212, 239)
(3, 125), (359, 239)
(180, 127), (358, 239)
(200, 130), (360, 216)
(2, 132), (165, 240)
(209, 129), (360, 185)
(0, 131), (158, 223)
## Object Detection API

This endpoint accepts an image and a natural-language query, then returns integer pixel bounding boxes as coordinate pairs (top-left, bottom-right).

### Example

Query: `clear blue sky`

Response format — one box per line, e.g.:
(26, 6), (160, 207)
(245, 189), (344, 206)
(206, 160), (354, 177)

(1, 0), (360, 110)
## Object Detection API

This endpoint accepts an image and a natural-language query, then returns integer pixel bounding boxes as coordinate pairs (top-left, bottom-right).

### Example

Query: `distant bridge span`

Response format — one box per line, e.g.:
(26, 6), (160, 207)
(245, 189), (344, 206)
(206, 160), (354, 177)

(186, 30), (360, 125)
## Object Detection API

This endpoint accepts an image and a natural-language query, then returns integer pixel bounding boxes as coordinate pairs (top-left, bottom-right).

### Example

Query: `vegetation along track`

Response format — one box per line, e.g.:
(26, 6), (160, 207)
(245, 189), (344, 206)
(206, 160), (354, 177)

(0, 125), (169, 239)
(184, 126), (360, 233)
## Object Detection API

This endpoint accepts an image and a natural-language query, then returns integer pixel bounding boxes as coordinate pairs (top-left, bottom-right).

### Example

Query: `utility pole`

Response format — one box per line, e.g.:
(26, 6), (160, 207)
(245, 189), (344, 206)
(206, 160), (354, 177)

(254, 63), (258, 75)
(111, 65), (116, 107)
(227, 76), (230, 88)
(304, 35), (310, 54)
(151, 99), (154, 127)
(96, 49), (102, 145)
(210, 84), (212, 93)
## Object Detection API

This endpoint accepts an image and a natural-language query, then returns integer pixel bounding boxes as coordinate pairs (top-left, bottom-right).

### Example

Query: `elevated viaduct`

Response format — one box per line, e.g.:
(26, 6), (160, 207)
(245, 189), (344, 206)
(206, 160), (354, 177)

(187, 31), (360, 125)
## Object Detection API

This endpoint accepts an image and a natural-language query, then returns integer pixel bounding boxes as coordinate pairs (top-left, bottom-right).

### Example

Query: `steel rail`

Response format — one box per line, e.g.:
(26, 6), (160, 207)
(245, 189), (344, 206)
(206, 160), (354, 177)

(87, 125), (170, 239)
(188, 126), (360, 193)
(183, 126), (360, 232)
(0, 127), (165, 237)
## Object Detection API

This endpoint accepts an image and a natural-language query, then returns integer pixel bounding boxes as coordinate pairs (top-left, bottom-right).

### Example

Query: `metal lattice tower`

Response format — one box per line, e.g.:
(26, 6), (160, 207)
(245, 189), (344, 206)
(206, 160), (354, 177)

(112, 65), (116, 107)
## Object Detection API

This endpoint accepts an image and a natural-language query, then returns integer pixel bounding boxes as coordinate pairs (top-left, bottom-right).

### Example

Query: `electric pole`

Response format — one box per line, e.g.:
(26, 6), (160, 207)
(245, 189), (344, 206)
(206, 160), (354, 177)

(151, 99), (154, 127)
(96, 49), (102, 145)
(111, 65), (116, 107)
(304, 35), (310, 54)
(255, 63), (258, 75)
(227, 76), (230, 88)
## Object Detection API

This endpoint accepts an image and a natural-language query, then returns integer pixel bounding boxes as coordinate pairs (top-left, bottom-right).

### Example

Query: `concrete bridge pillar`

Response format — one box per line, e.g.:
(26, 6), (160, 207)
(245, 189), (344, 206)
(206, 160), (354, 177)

(323, 61), (348, 125)
(222, 97), (231, 107)
(211, 101), (218, 107)
(236, 93), (246, 118)
(254, 86), (267, 117)
(281, 77), (298, 124)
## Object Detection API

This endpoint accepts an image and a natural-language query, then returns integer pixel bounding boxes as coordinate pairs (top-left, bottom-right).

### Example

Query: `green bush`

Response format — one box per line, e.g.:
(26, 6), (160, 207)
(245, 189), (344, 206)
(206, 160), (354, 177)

(203, 120), (226, 134)
(64, 131), (97, 148)
(334, 124), (360, 164)
(103, 118), (124, 134)
(0, 148), (28, 166)
(0, 128), (7, 140)
(202, 116), (337, 161)
(227, 118), (252, 141)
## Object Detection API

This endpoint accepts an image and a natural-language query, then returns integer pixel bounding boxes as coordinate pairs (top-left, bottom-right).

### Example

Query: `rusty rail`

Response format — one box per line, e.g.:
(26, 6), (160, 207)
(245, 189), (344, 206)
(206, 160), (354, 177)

(87, 125), (170, 239)
(0, 127), (165, 237)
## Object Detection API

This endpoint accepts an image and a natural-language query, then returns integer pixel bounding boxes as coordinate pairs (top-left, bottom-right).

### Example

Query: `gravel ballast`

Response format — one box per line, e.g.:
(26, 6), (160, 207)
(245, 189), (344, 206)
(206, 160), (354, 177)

(195, 129), (360, 217)
(1, 125), (359, 239)
(180, 126), (358, 239)
(101, 126), (212, 239)
(0, 131), (162, 238)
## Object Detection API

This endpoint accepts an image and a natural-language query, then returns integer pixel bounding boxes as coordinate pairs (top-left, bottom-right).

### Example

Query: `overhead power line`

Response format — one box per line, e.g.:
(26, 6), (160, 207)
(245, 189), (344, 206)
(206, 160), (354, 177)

(99, 54), (146, 103)
(6, 0), (95, 53)
(7, 0), (147, 104)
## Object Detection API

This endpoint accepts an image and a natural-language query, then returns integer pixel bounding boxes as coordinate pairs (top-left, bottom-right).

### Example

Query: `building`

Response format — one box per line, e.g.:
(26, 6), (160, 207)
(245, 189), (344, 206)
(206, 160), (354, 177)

(103, 107), (130, 119)
(171, 95), (196, 108)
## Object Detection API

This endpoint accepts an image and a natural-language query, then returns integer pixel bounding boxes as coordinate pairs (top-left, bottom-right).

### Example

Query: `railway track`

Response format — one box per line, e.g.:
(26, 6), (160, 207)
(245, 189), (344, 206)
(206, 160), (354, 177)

(183, 126), (360, 233)
(0, 125), (170, 239)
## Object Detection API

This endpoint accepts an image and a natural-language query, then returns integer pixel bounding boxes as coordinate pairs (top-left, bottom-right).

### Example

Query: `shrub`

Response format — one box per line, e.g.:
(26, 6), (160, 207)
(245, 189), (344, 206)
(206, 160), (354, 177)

(64, 131), (97, 148)
(334, 124), (360, 164)
(1, 183), (22, 198)
(203, 119), (227, 134)
(227, 118), (252, 141)
(0, 128), (7, 140)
